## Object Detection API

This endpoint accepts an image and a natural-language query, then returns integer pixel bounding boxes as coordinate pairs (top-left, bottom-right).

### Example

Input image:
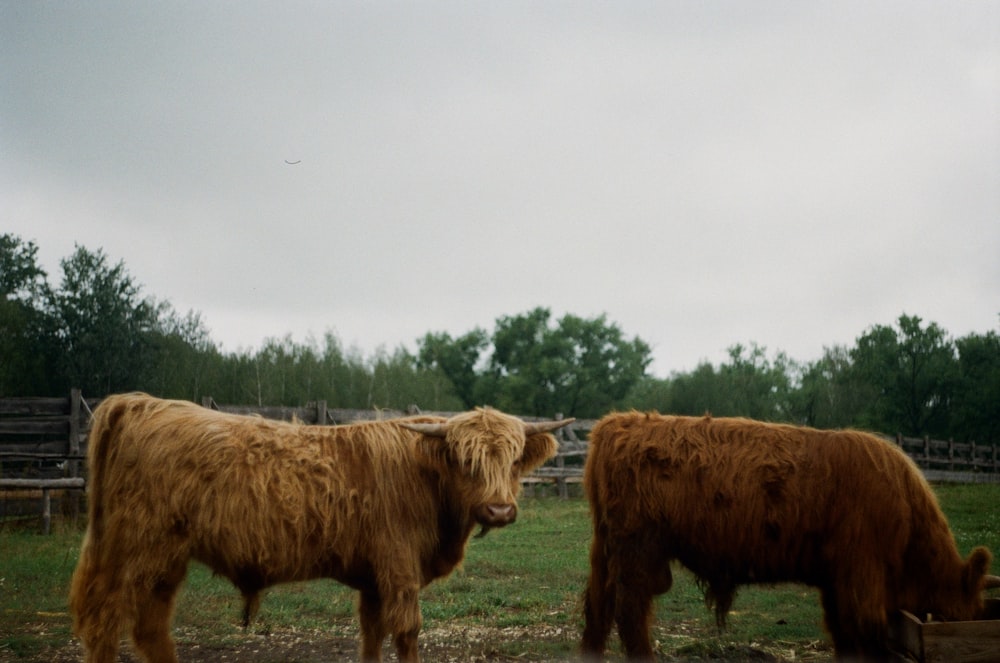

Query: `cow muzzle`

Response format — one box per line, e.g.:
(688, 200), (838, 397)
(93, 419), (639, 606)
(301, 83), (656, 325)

(475, 503), (517, 529)
(472, 503), (517, 539)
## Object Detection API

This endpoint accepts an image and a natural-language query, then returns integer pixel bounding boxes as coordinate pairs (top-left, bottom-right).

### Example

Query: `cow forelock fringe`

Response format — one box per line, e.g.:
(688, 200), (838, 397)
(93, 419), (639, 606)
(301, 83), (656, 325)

(444, 408), (526, 501)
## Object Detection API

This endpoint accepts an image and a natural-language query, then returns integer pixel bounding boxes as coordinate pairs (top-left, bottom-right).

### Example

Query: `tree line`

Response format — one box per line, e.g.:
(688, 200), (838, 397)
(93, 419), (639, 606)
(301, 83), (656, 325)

(2, 234), (998, 443)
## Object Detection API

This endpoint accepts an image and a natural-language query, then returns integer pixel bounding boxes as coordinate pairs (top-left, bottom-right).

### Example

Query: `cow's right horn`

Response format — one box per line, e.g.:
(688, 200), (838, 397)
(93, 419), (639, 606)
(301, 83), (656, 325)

(985, 575), (1000, 590)
(524, 418), (575, 435)
(398, 422), (448, 437)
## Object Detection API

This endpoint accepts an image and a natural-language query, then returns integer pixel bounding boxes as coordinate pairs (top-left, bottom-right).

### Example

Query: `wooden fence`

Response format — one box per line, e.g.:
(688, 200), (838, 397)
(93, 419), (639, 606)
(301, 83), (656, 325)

(2, 392), (998, 532)
(893, 434), (1000, 484)
(0, 390), (92, 532)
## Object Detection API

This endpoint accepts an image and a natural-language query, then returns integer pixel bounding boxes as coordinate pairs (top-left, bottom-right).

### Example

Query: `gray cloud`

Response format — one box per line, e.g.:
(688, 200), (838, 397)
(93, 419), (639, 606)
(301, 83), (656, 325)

(3, 2), (997, 374)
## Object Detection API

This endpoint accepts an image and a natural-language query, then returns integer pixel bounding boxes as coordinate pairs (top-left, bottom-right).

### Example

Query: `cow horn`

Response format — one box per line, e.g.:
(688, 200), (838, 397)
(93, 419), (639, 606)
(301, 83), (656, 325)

(398, 422), (449, 437)
(985, 575), (1000, 590)
(524, 418), (575, 435)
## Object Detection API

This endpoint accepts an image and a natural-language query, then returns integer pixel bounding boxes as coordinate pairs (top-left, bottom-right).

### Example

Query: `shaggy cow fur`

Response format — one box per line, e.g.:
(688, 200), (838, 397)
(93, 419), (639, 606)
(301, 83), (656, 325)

(69, 393), (564, 663)
(581, 412), (999, 662)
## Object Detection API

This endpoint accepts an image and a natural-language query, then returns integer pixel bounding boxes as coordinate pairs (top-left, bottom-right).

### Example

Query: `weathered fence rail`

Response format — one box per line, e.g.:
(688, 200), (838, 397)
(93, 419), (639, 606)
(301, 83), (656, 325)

(895, 434), (1000, 471)
(3, 392), (999, 532)
(0, 390), (93, 532)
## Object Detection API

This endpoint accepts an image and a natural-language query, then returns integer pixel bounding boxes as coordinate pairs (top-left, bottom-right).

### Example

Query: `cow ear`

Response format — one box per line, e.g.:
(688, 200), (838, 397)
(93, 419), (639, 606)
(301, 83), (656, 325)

(963, 546), (993, 594)
(521, 433), (558, 473)
(414, 433), (450, 465)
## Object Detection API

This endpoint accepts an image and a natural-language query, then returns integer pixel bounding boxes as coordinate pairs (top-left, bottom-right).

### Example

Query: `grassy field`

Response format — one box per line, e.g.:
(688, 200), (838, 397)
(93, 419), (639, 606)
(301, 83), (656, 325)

(1, 483), (998, 661)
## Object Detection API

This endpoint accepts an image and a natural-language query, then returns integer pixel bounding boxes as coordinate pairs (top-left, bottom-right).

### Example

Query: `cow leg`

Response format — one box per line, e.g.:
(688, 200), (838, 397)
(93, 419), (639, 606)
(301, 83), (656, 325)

(358, 587), (387, 662)
(613, 576), (657, 661)
(581, 525), (616, 659)
(130, 562), (187, 663)
(359, 581), (421, 663)
(613, 536), (673, 661)
(385, 583), (422, 663)
(820, 588), (853, 658)
(69, 550), (126, 663)
(820, 586), (891, 662)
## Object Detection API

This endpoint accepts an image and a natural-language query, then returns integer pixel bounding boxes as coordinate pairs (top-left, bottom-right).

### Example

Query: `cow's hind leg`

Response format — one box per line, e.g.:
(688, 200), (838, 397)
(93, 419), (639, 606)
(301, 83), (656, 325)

(614, 577), (657, 660)
(614, 537), (673, 661)
(581, 523), (616, 659)
(69, 546), (127, 663)
(130, 562), (187, 663)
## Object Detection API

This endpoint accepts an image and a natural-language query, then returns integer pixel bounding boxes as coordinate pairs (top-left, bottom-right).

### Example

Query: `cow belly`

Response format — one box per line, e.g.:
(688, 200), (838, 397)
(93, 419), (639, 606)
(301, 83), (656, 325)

(669, 521), (827, 588)
(194, 542), (374, 593)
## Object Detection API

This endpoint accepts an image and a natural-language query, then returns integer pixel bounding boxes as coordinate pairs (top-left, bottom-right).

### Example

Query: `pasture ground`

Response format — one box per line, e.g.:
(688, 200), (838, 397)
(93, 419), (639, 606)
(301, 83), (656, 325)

(2, 483), (998, 662)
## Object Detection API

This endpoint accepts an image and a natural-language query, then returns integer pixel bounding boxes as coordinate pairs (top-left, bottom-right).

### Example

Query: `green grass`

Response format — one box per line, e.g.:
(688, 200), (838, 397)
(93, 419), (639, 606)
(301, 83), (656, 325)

(1, 483), (998, 661)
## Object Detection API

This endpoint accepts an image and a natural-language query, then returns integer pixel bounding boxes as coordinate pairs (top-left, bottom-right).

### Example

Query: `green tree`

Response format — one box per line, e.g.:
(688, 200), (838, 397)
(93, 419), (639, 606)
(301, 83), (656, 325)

(624, 375), (673, 412)
(851, 314), (957, 437)
(485, 308), (651, 417)
(664, 361), (724, 416)
(556, 313), (651, 417)
(792, 345), (872, 429)
(718, 343), (793, 420)
(0, 234), (58, 395)
(416, 329), (488, 408)
(953, 329), (1000, 444)
(0, 234), (48, 299)
(318, 332), (369, 408)
(140, 303), (220, 401)
(365, 346), (464, 412)
(661, 344), (792, 420)
(52, 245), (157, 396)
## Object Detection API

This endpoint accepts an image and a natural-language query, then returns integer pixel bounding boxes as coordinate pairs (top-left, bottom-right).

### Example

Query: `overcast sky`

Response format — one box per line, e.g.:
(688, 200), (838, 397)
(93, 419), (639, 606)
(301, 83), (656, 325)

(3, 2), (998, 377)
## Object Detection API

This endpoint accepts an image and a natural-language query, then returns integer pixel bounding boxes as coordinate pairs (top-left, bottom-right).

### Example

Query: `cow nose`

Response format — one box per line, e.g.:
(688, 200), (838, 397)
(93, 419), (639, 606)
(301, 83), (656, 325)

(484, 503), (516, 525)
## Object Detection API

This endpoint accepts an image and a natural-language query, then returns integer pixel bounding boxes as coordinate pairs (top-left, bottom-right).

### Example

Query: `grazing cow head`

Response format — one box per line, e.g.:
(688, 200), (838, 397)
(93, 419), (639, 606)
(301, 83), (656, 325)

(401, 408), (567, 530)
(949, 547), (1000, 620)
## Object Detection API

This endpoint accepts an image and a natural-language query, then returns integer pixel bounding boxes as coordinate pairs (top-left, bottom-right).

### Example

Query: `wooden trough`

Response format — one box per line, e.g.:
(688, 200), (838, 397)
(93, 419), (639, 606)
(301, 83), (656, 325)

(889, 598), (1000, 662)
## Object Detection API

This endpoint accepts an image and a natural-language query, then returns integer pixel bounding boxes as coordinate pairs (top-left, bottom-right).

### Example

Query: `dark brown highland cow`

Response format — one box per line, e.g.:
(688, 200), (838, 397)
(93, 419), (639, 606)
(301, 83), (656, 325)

(69, 393), (569, 663)
(581, 412), (1000, 661)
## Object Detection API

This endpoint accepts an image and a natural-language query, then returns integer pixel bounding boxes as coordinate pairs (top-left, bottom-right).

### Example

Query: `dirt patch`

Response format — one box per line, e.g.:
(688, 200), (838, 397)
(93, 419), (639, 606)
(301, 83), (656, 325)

(29, 623), (574, 663)
(14, 623), (831, 663)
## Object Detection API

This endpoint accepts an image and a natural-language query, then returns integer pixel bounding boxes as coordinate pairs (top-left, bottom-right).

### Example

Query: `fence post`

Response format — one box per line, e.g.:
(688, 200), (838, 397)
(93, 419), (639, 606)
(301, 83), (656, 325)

(555, 413), (568, 499)
(67, 388), (83, 521)
(970, 440), (977, 472)
(69, 389), (82, 461)
(948, 438), (954, 471)
(316, 400), (328, 425)
(42, 488), (52, 535)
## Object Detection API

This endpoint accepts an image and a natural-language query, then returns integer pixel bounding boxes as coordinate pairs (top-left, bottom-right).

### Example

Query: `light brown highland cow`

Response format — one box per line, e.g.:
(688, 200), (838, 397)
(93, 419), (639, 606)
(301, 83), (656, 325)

(70, 393), (568, 663)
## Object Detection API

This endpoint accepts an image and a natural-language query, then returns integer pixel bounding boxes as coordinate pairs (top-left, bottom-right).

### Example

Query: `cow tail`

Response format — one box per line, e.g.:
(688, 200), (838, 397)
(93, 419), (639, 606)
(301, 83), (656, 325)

(581, 424), (616, 656)
(581, 517), (616, 657)
(581, 422), (612, 656)
(79, 395), (126, 552)
(69, 395), (129, 656)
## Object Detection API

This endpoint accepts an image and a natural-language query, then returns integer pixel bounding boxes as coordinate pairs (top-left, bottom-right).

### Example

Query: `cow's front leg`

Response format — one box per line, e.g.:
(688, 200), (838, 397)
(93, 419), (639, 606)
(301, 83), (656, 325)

(358, 588), (386, 662)
(384, 582), (423, 662)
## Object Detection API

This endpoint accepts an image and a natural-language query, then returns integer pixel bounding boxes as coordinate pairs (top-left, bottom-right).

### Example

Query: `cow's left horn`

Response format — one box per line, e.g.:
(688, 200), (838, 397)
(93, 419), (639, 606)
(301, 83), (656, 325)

(524, 418), (575, 435)
(398, 422), (449, 437)
(985, 575), (1000, 590)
